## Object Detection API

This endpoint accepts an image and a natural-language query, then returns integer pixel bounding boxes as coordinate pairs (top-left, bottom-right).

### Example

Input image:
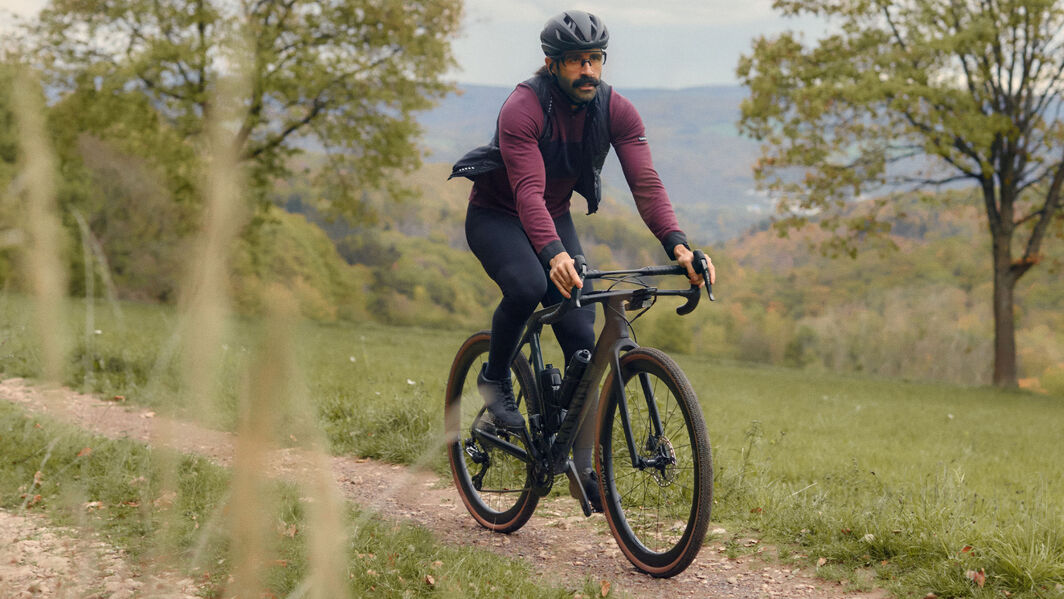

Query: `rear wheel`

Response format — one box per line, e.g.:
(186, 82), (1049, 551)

(596, 347), (712, 577)
(446, 331), (538, 532)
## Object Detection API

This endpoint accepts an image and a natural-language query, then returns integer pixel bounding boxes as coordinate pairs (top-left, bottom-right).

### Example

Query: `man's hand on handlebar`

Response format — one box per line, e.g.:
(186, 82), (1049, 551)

(549, 251), (583, 299)
(674, 245), (716, 287)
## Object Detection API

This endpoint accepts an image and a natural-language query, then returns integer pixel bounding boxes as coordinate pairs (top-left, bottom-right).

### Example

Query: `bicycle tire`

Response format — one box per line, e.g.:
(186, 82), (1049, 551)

(596, 347), (712, 577)
(446, 330), (539, 533)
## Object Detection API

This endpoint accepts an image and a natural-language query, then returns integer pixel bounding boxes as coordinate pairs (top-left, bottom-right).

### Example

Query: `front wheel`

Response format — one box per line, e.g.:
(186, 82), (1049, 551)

(446, 331), (539, 533)
(596, 347), (712, 577)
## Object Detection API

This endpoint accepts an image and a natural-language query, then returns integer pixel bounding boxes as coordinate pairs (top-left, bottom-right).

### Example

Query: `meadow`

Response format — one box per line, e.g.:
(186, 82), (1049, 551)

(1, 293), (1063, 597)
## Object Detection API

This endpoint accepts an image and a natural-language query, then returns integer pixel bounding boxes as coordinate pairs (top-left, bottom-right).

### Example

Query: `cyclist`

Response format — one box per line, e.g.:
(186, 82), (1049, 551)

(449, 9), (715, 511)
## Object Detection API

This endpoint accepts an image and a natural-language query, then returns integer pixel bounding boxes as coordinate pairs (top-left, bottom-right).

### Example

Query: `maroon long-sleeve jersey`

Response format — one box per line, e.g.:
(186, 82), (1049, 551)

(468, 80), (687, 264)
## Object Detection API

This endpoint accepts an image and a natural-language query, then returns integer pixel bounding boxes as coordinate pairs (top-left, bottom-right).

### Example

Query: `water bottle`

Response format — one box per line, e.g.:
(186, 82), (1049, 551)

(557, 349), (591, 409)
(540, 364), (561, 408)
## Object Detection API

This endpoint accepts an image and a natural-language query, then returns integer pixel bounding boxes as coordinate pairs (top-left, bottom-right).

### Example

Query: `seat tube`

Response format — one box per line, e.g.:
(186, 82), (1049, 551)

(528, 330), (545, 376)
(527, 329), (547, 414)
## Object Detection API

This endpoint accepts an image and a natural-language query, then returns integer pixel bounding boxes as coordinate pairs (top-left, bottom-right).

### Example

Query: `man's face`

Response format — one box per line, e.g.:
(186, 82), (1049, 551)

(549, 49), (606, 105)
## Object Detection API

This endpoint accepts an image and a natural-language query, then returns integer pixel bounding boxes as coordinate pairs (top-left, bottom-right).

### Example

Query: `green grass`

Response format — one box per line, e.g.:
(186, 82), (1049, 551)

(2, 292), (1063, 598)
(0, 400), (609, 598)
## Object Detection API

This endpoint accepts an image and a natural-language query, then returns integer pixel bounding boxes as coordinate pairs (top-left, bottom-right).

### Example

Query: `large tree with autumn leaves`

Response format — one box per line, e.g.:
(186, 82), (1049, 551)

(738, 0), (1064, 387)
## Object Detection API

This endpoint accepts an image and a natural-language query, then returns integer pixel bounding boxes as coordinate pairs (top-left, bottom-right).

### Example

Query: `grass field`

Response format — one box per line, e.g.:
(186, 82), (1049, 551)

(2, 293), (1063, 598)
(0, 401), (603, 598)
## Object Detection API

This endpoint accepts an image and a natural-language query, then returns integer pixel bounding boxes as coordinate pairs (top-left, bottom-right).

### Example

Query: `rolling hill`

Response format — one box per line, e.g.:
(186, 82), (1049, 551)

(417, 83), (765, 243)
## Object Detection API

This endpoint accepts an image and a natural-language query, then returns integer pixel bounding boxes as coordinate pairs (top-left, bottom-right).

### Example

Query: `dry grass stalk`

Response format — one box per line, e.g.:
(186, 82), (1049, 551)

(263, 285), (351, 599)
(11, 71), (68, 384)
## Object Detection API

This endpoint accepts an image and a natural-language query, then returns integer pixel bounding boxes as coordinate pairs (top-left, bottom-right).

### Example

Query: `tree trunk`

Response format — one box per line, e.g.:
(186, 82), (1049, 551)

(991, 232), (1018, 388)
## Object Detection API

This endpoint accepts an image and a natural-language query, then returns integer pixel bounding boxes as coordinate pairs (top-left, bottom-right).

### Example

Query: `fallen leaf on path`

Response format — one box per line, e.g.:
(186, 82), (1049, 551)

(424, 575), (435, 587)
(600, 580), (611, 596)
(816, 557), (827, 567)
(77, 447), (93, 457)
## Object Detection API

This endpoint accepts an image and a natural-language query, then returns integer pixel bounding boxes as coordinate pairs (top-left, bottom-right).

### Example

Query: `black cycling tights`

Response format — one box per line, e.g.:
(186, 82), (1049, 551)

(466, 204), (595, 382)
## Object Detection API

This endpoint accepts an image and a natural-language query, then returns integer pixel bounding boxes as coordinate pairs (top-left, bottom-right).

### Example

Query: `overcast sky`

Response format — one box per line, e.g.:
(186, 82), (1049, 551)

(1, 0), (828, 89)
(452, 0), (828, 89)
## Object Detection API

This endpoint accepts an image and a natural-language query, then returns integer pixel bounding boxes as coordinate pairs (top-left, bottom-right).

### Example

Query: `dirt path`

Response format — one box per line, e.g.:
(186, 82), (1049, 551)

(1, 378), (889, 599)
(0, 509), (200, 599)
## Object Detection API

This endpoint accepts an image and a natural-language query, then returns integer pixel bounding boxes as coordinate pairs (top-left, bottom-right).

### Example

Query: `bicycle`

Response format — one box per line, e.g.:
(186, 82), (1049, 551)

(445, 251), (715, 578)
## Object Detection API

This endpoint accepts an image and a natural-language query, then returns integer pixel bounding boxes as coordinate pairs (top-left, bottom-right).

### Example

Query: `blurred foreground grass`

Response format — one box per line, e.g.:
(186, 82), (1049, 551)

(1, 293), (1062, 597)
(0, 401), (602, 598)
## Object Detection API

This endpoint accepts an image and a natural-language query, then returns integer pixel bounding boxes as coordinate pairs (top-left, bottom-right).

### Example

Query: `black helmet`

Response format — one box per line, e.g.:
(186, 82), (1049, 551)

(540, 10), (609, 57)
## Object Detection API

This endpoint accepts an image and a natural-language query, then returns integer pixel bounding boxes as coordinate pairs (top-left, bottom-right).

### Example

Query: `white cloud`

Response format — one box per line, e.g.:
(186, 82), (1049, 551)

(0, 0), (46, 18)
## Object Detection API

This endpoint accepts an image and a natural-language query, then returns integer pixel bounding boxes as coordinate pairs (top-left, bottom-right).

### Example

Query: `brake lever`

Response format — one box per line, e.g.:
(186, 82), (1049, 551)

(571, 254), (587, 307)
(693, 249), (715, 302)
(541, 254), (588, 325)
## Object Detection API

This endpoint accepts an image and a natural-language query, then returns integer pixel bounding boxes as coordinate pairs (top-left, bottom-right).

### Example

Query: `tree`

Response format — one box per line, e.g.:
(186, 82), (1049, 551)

(31, 0), (462, 214)
(738, 0), (1064, 387)
(0, 59), (27, 286)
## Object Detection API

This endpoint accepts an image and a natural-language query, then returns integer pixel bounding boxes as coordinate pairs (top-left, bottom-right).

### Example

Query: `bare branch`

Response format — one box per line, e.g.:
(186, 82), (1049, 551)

(880, 2), (908, 52)
(896, 173), (977, 187)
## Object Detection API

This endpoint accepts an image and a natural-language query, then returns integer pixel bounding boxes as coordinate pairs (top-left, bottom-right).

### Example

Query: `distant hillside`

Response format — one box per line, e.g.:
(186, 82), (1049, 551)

(273, 157), (1063, 388)
(717, 194), (1064, 385)
(417, 83), (765, 243)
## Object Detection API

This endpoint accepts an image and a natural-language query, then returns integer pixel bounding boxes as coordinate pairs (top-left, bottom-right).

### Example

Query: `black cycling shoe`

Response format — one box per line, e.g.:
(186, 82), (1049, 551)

(477, 365), (525, 430)
(569, 467), (603, 513)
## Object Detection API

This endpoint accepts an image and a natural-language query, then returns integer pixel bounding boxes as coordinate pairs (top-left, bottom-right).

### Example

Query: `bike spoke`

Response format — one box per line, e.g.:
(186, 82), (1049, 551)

(448, 334), (538, 531)
(606, 356), (704, 555)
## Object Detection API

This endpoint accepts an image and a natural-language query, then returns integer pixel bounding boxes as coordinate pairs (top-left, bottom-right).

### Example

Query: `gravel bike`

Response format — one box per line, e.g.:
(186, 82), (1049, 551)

(445, 251), (714, 577)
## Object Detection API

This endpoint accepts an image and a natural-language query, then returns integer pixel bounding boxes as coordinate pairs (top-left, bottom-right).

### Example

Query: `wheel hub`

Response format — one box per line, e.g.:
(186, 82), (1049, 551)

(644, 434), (677, 486)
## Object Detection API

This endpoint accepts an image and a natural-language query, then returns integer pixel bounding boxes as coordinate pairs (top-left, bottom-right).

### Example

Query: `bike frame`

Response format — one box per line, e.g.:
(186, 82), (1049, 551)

(470, 261), (709, 492)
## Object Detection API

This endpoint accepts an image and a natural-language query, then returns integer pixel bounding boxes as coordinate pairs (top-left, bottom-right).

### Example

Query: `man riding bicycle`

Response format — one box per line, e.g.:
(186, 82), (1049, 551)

(450, 9), (715, 512)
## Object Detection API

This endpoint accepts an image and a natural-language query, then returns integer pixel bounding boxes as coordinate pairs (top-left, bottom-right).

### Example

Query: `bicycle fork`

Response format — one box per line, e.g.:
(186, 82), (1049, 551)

(599, 296), (670, 473)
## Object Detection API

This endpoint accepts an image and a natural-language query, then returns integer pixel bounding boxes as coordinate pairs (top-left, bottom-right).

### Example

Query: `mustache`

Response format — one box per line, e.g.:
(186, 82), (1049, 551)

(573, 76), (600, 87)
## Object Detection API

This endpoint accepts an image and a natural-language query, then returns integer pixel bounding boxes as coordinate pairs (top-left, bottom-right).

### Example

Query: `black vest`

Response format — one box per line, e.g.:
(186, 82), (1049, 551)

(448, 74), (612, 215)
